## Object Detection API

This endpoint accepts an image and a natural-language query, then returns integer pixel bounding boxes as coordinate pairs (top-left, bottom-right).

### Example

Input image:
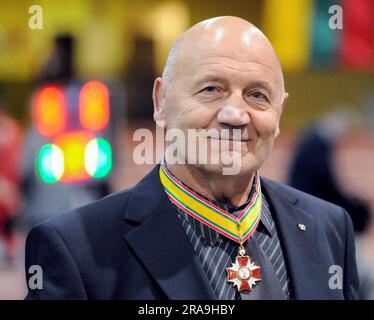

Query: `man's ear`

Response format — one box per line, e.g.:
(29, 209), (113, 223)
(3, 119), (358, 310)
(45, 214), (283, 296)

(281, 92), (288, 114)
(153, 77), (167, 128)
(275, 92), (288, 138)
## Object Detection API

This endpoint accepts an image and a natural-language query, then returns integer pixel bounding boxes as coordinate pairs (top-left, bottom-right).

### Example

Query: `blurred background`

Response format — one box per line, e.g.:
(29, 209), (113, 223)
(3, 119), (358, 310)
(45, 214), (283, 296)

(0, 0), (374, 299)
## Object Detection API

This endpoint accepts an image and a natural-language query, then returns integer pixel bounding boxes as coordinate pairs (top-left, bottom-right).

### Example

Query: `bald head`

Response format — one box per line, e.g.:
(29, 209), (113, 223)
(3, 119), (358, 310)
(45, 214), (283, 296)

(162, 16), (285, 91)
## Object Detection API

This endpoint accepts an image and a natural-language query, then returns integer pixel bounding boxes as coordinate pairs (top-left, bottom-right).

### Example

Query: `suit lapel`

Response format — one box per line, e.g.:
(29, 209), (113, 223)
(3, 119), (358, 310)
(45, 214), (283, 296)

(123, 166), (216, 300)
(261, 178), (326, 299)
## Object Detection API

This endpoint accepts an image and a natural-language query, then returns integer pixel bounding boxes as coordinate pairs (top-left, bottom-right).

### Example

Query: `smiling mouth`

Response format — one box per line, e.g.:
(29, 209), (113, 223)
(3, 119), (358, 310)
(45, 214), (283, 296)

(207, 137), (252, 142)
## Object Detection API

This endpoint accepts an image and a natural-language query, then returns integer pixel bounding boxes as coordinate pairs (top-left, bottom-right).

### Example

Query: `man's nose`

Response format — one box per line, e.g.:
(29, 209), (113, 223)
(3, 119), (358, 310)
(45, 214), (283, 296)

(216, 92), (251, 127)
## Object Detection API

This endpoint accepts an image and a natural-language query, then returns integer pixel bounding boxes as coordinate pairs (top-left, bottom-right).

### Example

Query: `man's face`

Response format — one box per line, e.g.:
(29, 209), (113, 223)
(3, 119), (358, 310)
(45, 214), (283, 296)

(157, 26), (286, 176)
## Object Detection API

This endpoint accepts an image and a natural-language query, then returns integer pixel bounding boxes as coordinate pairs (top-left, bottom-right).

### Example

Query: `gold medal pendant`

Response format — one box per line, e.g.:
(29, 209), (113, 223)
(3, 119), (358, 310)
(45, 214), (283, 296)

(226, 221), (261, 292)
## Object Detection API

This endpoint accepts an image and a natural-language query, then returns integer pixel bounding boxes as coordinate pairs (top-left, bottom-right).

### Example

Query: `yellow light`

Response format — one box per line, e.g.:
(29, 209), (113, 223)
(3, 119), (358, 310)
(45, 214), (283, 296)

(53, 131), (93, 182)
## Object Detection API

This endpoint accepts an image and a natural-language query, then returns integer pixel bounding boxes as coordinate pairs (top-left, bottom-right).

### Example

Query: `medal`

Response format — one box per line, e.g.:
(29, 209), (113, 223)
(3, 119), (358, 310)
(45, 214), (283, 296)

(226, 220), (261, 292)
(159, 163), (262, 293)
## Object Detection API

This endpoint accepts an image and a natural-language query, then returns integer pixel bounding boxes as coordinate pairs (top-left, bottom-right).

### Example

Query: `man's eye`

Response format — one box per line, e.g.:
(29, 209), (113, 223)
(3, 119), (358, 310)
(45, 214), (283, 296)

(250, 91), (267, 100)
(202, 86), (219, 93)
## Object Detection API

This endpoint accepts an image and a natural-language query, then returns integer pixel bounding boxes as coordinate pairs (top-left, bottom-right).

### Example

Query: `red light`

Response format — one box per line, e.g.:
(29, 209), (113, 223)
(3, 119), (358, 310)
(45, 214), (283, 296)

(79, 81), (110, 131)
(33, 86), (66, 137)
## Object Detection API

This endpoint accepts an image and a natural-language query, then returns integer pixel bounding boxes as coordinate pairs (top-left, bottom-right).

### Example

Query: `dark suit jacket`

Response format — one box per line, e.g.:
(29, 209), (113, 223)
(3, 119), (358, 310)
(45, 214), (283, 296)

(25, 165), (359, 299)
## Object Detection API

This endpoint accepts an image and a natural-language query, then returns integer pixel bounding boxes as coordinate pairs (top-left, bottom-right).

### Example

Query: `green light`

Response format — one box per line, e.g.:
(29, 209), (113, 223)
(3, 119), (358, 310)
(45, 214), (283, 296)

(38, 144), (64, 184)
(85, 138), (112, 178)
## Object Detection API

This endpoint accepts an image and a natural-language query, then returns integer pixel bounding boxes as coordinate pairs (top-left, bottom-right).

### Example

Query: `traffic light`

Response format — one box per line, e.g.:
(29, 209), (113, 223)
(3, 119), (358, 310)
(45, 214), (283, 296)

(33, 81), (113, 184)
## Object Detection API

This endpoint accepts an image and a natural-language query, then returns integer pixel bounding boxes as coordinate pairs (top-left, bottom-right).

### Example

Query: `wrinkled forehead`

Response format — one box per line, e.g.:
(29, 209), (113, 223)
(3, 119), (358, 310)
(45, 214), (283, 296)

(175, 23), (283, 87)
(184, 50), (279, 82)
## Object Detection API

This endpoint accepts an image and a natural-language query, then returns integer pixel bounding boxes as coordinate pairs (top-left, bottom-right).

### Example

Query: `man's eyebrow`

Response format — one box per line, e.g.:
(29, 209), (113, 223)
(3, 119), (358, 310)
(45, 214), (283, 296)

(192, 75), (275, 95)
(246, 80), (274, 93)
(193, 75), (227, 86)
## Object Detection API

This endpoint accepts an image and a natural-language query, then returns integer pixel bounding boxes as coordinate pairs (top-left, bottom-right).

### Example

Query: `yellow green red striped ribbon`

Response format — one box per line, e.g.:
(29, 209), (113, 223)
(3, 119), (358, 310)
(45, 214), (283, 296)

(159, 164), (262, 243)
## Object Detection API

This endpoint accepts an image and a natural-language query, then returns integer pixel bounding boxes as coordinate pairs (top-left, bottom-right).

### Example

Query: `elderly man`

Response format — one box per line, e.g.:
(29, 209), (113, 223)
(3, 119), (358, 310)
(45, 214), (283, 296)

(25, 16), (358, 300)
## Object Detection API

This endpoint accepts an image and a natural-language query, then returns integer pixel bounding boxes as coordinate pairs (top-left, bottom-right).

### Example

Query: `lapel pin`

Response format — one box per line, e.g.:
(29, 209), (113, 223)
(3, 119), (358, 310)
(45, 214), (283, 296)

(298, 223), (307, 231)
